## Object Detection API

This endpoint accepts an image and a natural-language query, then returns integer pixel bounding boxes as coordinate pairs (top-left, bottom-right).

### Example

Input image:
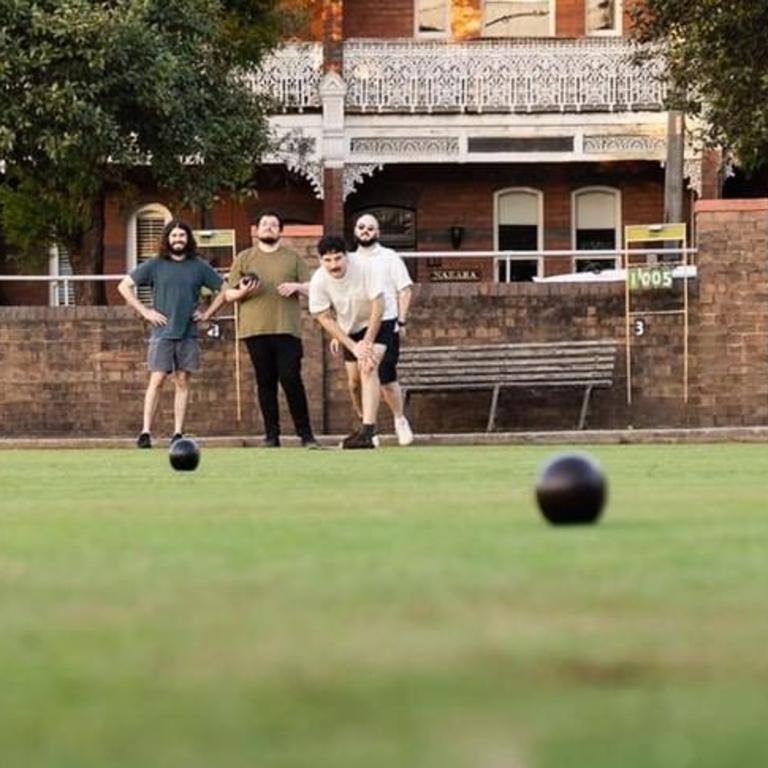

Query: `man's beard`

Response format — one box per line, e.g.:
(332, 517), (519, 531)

(258, 236), (279, 246)
(170, 242), (188, 255)
(355, 235), (379, 248)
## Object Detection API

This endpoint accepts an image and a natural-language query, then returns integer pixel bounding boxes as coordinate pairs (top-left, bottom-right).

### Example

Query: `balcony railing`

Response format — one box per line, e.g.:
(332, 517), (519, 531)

(251, 39), (665, 115)
(344, 38), (665, 114)
(248, 42), (323, 112)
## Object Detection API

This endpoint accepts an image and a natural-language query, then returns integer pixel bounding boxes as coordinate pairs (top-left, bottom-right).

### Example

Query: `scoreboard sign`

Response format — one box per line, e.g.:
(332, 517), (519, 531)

(628, 265), (674, 292)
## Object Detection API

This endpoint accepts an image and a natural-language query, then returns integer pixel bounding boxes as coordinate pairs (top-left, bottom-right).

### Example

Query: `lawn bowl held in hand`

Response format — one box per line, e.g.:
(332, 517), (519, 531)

(169, 438), (201, 472)
(535, 452), (606, 525)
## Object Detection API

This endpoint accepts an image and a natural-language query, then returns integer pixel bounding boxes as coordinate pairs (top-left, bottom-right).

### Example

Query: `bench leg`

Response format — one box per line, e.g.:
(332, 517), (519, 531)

(578, 384), (594, 430)
(487, 385), (501, 432)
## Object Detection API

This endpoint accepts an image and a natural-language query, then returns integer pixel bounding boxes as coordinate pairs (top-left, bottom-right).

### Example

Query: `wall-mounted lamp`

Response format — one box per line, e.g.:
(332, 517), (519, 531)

(449, 225), (465, 250)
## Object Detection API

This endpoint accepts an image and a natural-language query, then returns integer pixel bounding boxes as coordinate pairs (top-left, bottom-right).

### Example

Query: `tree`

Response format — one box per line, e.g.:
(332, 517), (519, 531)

(631, 0), (768, 174)
(0, 0), (283, 301)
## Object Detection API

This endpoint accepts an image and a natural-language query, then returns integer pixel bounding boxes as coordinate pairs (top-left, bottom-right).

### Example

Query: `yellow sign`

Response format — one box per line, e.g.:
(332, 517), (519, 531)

(194, 229), (236, 248)
(624, 223), (687, 243)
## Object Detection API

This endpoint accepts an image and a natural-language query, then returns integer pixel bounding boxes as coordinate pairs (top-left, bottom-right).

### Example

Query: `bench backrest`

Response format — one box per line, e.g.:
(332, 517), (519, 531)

(399, 340), (618, 389)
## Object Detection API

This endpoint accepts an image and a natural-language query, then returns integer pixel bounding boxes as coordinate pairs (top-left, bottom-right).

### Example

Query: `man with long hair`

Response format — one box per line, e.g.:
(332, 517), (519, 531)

(118, 219), (227, 448)
(225, 210), (319, 448)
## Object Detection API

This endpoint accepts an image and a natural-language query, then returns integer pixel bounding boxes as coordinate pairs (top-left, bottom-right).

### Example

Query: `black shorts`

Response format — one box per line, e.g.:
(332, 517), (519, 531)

(343, 319), (399, 384)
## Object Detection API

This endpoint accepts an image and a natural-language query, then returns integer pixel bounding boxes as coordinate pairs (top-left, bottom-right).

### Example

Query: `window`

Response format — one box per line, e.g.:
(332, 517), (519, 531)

(48, 243), (75, 306)
(416, 0), (450, 36)
(572, 187), (621, 273)
(126, 203), (172, 305)
(494, 188), (542, 282)
(483, 0), (553, 38)
(586, 0), (620, 35)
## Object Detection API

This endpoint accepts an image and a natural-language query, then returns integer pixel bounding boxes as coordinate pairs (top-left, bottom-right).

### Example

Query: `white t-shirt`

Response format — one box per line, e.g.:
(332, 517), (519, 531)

(352, 244), (413, 321)
(309, 254), (386, 334)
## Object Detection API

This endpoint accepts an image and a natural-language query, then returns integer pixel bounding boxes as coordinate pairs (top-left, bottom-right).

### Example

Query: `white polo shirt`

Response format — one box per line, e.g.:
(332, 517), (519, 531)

(309, 254), (386, 334)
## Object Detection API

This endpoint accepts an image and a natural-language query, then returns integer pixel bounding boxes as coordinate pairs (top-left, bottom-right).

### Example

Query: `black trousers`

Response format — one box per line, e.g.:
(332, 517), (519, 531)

(244, 334), (314, 440)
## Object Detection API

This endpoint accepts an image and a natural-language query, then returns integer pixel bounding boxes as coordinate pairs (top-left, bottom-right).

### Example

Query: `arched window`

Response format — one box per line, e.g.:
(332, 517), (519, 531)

(494, 187), (542, 282)
(572, 187), (621, 273)
(482, 0), (554, 38)
(126, 203), (172, 304)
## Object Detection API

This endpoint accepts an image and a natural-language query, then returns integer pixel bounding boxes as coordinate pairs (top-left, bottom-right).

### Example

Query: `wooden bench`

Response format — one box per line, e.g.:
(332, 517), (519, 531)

(398, 340), (618, 431)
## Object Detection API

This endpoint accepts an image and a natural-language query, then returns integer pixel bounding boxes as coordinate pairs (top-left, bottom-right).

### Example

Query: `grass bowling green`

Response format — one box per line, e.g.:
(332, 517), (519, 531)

(1, 444), (767, 767)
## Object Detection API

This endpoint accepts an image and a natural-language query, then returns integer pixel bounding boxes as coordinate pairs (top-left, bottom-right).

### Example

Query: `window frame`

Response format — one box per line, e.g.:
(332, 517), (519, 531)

(48, 243), (75, 307)
(571, 185), (622, 272)
(126, 203), (173, 272)
(493, 186), (544, 283)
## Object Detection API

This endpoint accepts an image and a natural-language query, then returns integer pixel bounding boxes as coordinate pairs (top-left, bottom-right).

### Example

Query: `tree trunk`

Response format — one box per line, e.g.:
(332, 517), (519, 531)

(69, 189), (107, 305)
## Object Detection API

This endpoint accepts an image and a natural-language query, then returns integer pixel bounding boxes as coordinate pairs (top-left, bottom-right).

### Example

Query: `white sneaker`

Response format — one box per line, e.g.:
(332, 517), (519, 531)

(394, 416), (414, 446)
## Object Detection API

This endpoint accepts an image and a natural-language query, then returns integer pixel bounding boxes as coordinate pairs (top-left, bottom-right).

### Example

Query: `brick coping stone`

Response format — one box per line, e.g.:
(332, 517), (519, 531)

(3, 427), (768, 449)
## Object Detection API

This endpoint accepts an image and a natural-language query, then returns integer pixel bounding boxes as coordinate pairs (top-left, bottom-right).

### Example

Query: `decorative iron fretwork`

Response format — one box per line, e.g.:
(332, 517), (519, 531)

(350, 137), (460, 156)
(344, 38), (665, 114)
(247, 43), (323, 113)
(583, 134), (667, 154)
(344, 164), (384, 200)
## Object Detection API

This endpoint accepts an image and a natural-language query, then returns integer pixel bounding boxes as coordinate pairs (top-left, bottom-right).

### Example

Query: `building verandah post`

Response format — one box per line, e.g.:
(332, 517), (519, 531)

(321, 0), (345, 233)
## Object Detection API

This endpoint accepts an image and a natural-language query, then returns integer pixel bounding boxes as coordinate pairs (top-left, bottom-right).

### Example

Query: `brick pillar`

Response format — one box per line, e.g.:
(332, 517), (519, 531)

(320, 0), (346, 237)
(323, 0), (343, 73)
(690, 199), (768, 426)
(323, 167), (345, 234)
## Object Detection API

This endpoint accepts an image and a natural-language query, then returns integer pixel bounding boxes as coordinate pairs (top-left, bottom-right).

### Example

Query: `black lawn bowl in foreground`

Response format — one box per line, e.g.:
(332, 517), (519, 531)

(169, 438), (201, 472)
(535, 452), (606, 525)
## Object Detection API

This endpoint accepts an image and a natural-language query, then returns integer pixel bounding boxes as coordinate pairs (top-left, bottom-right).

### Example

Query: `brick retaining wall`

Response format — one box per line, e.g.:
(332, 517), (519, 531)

(1, 201), (767, 437)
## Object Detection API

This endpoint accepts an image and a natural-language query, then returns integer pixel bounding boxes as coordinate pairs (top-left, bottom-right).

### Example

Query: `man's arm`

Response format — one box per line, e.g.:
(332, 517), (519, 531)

(277, 281), (309, 298)
(396, 285), (412, 325)
(313, 310), (357, 356)
(117, 275), (167, 327)
(194, 289), (228, 323)
(361, 295), (384, 347)
(224, 275), (261, 303)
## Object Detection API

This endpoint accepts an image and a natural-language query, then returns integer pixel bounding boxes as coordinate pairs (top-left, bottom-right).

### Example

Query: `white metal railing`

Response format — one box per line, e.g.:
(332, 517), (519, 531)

(399, 248), (697, 282)
(246, 42), (323, 112)
(344, 38), (666, 114)
(0, 249), (697, 304)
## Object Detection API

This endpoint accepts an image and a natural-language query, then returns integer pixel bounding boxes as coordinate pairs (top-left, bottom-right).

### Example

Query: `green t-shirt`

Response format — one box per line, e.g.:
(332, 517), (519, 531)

(131, 256), (223, 340)
(227, 244), (311, 339)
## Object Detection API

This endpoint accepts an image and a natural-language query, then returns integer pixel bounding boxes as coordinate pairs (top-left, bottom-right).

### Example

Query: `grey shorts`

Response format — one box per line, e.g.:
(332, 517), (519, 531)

(147, 338), (201, 373)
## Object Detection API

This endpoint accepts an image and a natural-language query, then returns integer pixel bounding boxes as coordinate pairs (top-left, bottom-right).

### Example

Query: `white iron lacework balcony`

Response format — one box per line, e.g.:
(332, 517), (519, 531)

(343, 38), (666, 114)
(248, 42), (323, 112)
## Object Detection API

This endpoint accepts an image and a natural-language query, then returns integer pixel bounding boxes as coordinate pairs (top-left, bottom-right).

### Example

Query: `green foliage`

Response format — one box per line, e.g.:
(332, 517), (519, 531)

(631, 0), (768, 169)
(0, 0), (281, 266)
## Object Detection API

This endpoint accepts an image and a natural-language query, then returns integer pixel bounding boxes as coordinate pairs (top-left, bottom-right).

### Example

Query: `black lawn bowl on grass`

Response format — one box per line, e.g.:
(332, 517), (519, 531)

(169, 437), (201, 472)
(535, 452), (606, 525)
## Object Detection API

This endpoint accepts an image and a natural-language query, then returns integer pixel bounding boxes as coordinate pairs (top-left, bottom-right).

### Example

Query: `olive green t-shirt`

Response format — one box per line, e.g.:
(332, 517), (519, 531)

(227, 245), (311, 339)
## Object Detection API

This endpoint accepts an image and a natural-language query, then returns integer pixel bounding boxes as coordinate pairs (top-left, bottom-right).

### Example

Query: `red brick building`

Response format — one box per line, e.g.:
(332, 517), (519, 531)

(3, 0), (720, 305)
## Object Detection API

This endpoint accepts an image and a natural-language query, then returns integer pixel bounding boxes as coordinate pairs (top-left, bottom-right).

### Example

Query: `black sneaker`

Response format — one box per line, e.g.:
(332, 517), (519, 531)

(136, 432), (152, 449)
(301, 435), (323, 449)
(263, 436), (281, 448)
(341, 429), (376, 450)
(169, 433), (183, 446)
